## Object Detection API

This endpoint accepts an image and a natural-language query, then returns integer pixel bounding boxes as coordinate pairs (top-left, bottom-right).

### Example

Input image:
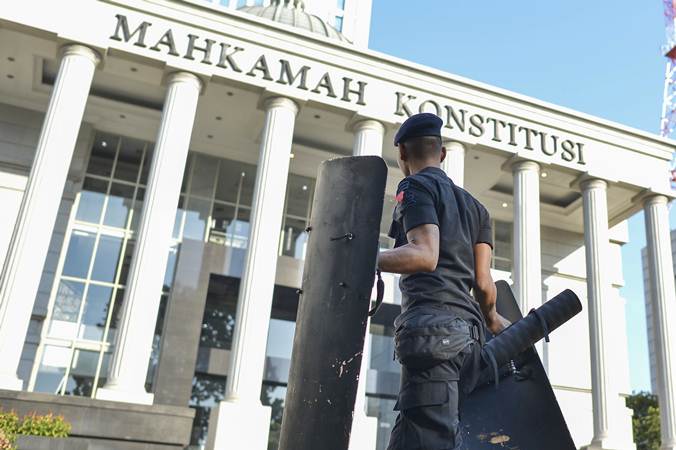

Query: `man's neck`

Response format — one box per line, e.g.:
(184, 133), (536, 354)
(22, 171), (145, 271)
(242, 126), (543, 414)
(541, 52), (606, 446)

(408, 161), (441, 176)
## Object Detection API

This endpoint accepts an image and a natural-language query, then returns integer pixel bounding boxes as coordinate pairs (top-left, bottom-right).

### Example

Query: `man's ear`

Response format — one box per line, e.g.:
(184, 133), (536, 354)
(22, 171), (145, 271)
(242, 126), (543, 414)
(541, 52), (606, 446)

(398, 144), (407, 161)
(440, 146), (447, 164)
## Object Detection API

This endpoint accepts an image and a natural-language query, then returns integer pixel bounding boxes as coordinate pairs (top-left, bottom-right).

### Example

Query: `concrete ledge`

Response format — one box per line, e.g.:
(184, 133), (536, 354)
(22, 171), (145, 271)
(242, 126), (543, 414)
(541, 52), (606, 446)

(0, 390), (195, 449)
(15, 436), (87, 450)
(15, 435), (180, 450)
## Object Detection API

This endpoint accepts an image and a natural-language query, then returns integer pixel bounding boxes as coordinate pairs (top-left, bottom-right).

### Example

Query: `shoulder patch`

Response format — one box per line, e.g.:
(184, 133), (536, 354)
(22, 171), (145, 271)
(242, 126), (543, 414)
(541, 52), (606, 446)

(397, 179), (410, 192)
(398, 189), (416, 208)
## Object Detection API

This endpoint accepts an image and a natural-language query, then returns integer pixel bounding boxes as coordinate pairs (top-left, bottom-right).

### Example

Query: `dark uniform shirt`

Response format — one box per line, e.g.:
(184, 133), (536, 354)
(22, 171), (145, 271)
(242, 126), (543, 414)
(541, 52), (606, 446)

(388, 166), (493, 325)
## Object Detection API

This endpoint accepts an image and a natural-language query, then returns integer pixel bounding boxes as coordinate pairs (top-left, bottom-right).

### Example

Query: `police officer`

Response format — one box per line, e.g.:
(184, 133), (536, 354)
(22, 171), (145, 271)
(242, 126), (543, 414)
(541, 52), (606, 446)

(378, 113), (510, 450)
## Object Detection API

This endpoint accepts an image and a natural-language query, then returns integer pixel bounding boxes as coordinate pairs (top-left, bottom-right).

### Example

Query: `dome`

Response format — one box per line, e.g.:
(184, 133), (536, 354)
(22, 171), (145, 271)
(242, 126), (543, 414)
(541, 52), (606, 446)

(239, 0), (351, 43)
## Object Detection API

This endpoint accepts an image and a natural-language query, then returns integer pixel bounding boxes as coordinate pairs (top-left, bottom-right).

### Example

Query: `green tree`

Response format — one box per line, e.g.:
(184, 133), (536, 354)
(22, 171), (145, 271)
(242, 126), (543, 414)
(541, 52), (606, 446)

(626, 392), (661, 450)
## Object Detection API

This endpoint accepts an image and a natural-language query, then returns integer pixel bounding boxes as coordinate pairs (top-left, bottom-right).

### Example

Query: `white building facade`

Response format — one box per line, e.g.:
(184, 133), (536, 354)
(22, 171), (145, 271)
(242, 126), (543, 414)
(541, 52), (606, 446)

(0, 1), (675, 449)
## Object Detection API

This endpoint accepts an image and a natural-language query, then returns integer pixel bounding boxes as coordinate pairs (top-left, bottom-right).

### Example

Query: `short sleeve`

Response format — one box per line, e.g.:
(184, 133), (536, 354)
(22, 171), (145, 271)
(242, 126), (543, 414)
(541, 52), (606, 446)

(387, 209), (402, 241)
(476, 203), (493, 249)
(396, 177), (439, 233)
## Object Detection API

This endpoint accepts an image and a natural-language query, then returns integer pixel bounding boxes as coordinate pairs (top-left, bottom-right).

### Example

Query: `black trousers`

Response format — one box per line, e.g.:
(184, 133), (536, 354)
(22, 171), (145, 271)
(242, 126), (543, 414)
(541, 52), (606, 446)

(387, 318), (482, 450)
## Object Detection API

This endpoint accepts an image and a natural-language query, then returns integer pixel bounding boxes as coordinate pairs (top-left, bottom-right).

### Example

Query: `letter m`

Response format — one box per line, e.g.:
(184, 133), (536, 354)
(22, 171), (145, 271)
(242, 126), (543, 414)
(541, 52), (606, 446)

(277, 60), (310, 91)
(110, 14), (151, 48)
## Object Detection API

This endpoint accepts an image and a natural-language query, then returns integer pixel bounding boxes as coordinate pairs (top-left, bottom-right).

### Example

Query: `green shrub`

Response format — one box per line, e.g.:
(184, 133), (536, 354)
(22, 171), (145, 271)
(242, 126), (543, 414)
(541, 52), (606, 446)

(0, 428), (15, 450)
(0, 409), (70, 448)
(18, 413), (70, 438)
(0, 410), (18, 449)
(0, 410), (19, 435)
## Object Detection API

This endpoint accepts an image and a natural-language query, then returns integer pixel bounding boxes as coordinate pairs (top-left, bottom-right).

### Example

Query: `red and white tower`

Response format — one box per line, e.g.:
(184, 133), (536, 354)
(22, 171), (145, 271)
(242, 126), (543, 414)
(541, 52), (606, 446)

(660, 0), (676, 183)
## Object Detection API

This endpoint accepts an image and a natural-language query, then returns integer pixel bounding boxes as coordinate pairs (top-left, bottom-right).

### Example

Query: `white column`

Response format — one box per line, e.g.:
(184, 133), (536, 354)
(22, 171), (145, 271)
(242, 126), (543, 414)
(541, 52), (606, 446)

(96, 72), (202, 404)
(352, 119), (385, 157)
(511, 160), (542, 314)
(580, 178), (615, 450)
(207, 97), (298, 450)
(348, 119), (383, 450)
(441, 141), (465, 188)
(644, 195), (676, 450)
(0, 44), (100, 390)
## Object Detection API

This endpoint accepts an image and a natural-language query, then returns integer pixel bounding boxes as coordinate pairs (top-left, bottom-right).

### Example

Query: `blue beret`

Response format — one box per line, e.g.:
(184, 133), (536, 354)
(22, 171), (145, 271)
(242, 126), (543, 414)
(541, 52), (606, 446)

(394, 113), (443, 146)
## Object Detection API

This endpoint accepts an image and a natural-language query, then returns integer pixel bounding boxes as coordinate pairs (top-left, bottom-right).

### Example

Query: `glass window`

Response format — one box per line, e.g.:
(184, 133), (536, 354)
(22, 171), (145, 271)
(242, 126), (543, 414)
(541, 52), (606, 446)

(189, 374), (227, 447)
(184, 197), (211, 241)
(164, 245), (179, 290)
(262, 285), (299, 384)
(285, 175), (314, 218)
(118, 242), (135, 286)
(114, 138), (145, 182)
(80, 284), (114, 341)
(91, 235), (123, 283)
(365, 304), (401, 450)
(106, 289), (125, 345)
(236, 0), (247, 7)
(281, 218), (308, 259)
(51, 280), (85, 323)
(261, 384), (287, 450)
(238, 167), (257, 207)
(209, 203), (236, 245)
(337, 0), (346, 9)
(49, 280), (85, 339)
(199, 276), (239, 350)
(140, 146), (154, 186)
(62, 230), (96, 278)
(104, 183), (135, 229)
(190, 154), (219, 198)
(96, 352), (111, 389)
(87, 133), (118, 177)
(64, 349), (100, 397)
(76, 178), (108, 224)
(335, 15), (344, 31)
(281, 174), (314, 259)
(181, 154), (192, 194)
(368, 325), (400, 397)
(229, 208), (251, 249)
(493, 220), (512, 272)
(146, 294), (169, 391)
(294, 231), (309, 260)
(131, 188), (145, 232)
(173, 196), (185, 240)
(264, 319), (296, 383)
(381, 196), (396, 236)
(215, 162), (251, 204)
(367, 396), (398, 450)
(34, 345), (71, 395)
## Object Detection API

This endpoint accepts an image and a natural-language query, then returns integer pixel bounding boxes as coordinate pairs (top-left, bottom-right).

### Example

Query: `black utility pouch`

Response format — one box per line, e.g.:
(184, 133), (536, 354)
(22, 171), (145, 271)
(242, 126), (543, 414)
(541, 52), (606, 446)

(394, 312), (472, 371)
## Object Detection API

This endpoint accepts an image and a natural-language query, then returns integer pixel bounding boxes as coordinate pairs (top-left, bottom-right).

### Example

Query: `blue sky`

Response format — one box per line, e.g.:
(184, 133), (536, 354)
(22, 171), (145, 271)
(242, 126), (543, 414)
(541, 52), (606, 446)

(369, 0), (675, 393)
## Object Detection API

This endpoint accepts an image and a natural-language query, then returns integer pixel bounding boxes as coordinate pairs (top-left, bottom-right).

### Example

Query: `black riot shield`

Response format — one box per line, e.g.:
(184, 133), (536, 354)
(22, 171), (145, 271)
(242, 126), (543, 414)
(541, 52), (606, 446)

(460, 280), (577, 450)
(277, 156), (387, 450)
